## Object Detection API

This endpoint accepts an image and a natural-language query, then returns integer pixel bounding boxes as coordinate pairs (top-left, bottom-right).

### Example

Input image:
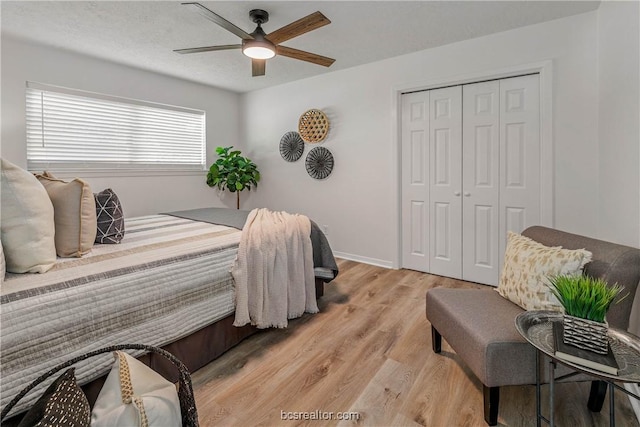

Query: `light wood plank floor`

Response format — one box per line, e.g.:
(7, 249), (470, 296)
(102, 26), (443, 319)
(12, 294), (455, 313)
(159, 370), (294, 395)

(191, 259), (640, 426)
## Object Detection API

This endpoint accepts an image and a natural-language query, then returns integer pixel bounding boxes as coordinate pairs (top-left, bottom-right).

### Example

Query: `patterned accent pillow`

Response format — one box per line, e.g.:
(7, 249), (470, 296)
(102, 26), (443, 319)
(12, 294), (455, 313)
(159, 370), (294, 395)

(94, 189), (125, 244)
(497, 231), (592, 311)
(17, 368), (90, 427)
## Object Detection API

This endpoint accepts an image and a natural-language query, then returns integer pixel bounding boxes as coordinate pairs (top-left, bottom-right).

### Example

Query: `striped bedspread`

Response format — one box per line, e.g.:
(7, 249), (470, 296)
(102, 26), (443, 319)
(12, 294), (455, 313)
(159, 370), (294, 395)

(1, 215), (242, 417)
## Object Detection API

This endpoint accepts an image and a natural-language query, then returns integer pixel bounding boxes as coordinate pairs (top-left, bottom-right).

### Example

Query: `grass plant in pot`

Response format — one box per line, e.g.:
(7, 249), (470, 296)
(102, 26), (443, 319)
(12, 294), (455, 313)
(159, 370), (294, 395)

(206, 146), (260, 209)
(548, 275), (626, 354)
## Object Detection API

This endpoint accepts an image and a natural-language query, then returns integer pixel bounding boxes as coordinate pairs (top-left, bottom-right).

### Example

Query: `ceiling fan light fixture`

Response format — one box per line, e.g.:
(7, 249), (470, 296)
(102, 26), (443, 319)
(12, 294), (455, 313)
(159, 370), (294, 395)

(242, 41), (276, 59)
(242, 21), (276, 60)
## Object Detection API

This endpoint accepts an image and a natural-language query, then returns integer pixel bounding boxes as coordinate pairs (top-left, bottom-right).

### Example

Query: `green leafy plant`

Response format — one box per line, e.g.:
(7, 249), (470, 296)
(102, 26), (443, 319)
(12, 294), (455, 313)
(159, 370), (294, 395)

(548, 275), (627, 323)
(206, 146), (260, 209)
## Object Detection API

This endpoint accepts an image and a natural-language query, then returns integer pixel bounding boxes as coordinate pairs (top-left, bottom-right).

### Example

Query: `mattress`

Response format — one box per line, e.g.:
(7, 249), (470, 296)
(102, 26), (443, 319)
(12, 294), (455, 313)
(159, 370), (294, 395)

(0, 215), (242, 417)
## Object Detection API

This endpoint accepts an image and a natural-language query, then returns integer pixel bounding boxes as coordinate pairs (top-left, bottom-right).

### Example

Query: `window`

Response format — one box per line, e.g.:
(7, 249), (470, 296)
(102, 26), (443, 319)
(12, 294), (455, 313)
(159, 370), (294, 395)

(26, 82), (206, 173)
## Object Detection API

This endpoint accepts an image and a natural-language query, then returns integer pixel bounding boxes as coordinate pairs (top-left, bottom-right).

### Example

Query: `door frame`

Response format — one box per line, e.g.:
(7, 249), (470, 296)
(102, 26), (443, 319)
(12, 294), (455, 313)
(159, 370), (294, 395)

(392, 60), (554, 269)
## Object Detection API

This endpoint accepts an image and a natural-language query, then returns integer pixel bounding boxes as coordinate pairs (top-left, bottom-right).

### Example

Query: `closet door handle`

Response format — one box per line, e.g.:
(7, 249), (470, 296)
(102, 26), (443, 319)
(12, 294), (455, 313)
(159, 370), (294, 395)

(464, 192), (471, 197)
(454, 191), (461, 197)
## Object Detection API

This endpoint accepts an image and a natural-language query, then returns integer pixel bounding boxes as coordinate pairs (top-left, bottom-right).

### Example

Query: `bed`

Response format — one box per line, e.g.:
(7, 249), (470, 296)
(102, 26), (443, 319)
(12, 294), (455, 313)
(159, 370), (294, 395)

(0, 209), (337, 420)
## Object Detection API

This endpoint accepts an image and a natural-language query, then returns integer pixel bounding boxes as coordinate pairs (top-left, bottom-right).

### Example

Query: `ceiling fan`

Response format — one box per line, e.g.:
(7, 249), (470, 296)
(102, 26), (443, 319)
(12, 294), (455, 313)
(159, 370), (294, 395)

(174, 2), (336, 77)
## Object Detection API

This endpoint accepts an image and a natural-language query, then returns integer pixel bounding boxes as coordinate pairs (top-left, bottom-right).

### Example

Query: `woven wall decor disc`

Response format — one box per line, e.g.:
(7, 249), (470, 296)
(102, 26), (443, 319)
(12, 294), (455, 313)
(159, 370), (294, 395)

(298, 109), (329, 143)
(305, 146), (334, 180)
(279, 131), (304, 162)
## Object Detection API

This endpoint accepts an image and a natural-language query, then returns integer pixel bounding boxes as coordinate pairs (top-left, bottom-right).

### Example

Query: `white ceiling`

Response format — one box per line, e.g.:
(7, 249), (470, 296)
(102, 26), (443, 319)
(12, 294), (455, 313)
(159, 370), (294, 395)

(1, 1), (600, 93)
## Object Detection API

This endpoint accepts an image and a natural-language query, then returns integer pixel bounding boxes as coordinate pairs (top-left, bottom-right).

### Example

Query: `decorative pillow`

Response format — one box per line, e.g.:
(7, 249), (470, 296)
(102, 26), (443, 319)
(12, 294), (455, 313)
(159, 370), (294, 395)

(17, 368), (90, 427)
(91, 351), (181, 427)
(35, 172), (97, 257)
(94, 188), (125, 244)
(0, 159), (56, 273)
(497, 231), (592, 311)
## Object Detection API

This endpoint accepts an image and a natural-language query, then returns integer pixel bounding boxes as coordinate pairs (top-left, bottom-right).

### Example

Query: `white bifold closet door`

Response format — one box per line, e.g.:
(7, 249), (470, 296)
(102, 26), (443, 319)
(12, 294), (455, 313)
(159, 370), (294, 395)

(498, 75), (541, 262)
(428, 86), (463, 279)
(461, 80), (500, 284)
(401, 74), (540, 285)
(401, 91), (430, 272)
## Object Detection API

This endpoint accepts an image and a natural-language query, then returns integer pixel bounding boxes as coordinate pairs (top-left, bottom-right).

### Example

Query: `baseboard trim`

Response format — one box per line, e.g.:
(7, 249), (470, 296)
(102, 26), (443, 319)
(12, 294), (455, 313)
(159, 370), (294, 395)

(333, 252), (394, 269)
(624, 383), (640, 423)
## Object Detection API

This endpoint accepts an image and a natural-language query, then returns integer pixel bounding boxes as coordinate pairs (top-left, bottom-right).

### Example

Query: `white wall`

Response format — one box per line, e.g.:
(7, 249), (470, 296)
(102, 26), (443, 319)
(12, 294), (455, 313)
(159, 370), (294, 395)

(595, 7), (640, 413)
(597, 1), (640, 249)
(1, 36), (242, 217)
(596, 6), (640, 415)
(241, 11), (603, 267)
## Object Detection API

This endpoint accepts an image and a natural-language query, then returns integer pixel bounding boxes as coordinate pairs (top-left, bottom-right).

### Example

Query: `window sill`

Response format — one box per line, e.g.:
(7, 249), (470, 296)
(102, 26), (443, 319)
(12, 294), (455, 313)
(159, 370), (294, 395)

(29, 169), (207, 179)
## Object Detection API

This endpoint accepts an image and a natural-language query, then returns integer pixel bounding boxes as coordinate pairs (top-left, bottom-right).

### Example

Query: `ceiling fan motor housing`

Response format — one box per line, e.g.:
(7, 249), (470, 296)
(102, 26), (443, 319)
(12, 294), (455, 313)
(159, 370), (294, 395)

(249, 9), (269, 25)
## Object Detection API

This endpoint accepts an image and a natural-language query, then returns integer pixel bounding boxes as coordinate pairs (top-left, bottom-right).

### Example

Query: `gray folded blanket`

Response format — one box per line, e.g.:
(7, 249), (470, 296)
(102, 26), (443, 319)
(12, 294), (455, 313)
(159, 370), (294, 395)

(163, 207), (339, 282)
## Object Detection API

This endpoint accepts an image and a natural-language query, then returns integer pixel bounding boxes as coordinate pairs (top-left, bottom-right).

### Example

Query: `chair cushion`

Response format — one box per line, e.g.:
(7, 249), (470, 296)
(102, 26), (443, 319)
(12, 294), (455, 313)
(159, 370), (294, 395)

(426, 288), (537, 387)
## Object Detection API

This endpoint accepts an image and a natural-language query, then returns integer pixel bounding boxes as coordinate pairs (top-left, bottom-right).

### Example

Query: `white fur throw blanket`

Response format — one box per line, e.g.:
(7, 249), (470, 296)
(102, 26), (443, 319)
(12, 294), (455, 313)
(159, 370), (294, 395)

(232, 208), (318, 328)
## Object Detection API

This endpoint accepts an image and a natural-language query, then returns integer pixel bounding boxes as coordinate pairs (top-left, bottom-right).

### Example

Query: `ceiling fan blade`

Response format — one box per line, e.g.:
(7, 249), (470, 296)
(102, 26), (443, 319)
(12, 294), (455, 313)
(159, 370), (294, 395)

(276, 46), (335, 67)
(252, 59), (266, 77)
(182, 2), (253, 40)
(174, 44), (242, 54)
(266, 11), (330, 45)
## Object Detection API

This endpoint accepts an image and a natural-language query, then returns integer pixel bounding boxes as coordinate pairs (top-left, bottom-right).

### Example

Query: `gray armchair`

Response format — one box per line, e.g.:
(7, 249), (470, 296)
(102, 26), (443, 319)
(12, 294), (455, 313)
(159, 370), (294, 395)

(425, 226), (640, 425)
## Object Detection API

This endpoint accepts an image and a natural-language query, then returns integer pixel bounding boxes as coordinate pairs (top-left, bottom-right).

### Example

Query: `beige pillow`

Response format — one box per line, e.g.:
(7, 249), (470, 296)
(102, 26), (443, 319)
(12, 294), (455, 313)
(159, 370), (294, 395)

(36, 172), (97, 257)
(0, 159), (56, 273)
(497, 231), (592, 311)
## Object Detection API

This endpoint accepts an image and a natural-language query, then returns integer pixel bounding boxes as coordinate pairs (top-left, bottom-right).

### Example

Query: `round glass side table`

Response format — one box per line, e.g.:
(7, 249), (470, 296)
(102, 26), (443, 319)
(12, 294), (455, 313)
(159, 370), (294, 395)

(515, 310), (640, 427)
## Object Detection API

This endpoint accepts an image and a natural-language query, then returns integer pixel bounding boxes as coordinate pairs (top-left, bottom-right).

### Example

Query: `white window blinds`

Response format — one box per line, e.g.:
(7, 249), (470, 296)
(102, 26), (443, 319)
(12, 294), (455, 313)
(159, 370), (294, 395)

(26, 82), (206, 172)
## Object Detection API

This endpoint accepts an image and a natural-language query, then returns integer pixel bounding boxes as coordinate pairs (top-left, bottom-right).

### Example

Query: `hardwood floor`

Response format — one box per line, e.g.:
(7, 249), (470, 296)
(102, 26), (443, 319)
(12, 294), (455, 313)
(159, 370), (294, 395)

(191, 259), (640, 426)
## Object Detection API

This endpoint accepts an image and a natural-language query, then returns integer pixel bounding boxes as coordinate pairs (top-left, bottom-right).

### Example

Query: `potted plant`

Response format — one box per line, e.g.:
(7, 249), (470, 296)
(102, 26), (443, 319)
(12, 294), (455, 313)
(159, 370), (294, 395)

(548, 275), (626, 354)
(206, 146), (260, 209)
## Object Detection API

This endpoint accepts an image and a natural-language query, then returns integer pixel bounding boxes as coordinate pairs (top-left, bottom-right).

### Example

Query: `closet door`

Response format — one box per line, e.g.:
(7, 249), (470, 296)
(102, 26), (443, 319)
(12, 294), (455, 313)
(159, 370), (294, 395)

(400, 74), (541, 284)
(462, 81), (500, 285)
(401, 91), (430, 272)
(429, 86), (463, 279)
(499, 74), (541, 266)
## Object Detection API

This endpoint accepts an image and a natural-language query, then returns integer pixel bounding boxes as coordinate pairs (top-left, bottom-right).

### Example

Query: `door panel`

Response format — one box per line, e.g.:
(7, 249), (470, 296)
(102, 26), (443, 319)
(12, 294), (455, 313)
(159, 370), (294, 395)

(462, 81), (500, 285)
(401, 91), (430, 271)
(499, 75), (541, 268)
(429, 86), (462, 278)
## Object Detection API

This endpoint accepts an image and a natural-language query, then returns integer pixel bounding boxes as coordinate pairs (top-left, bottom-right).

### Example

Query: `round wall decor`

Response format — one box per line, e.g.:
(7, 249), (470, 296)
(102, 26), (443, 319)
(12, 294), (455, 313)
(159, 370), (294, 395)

(279, 131), (304, 162)
(305, 146), (334, 180)
(298, 109), (329, 143)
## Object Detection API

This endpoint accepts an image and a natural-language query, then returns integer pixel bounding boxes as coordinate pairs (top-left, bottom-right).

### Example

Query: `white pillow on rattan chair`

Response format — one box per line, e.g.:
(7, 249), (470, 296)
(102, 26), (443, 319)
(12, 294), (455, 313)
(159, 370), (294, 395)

(91, 351), (181, 427)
